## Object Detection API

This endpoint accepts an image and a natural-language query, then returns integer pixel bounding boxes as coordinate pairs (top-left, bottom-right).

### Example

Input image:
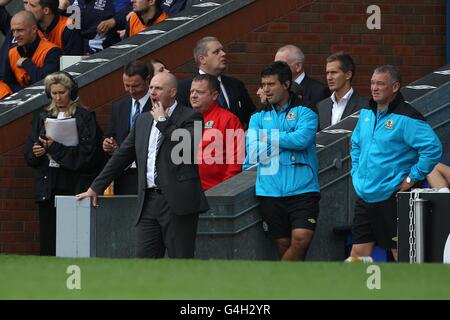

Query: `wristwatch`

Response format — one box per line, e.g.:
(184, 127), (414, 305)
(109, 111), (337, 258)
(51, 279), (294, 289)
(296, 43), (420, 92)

(157, 116), (167, 122)
(406, 176), (414, 184)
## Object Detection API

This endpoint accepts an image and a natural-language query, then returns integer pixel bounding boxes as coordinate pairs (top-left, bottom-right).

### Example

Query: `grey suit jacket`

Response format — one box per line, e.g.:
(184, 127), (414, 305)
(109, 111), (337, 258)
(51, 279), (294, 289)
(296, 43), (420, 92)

(317, 90), (368, 131)
(91, 103), (209, 225)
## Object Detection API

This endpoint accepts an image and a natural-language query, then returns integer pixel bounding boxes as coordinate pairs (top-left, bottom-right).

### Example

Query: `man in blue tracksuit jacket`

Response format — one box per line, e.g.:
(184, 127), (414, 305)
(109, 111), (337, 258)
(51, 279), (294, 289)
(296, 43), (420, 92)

(349, 65), (442, 261)
(244, 61), (320, 261)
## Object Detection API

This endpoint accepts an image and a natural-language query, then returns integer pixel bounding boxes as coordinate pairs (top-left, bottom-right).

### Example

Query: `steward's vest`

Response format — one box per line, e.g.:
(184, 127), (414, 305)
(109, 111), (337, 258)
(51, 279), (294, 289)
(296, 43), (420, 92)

(128, 11), (168, 37)
(0, 81), (13, 100)
(38, 16), (73, 50)
(8, 38), (58, 88)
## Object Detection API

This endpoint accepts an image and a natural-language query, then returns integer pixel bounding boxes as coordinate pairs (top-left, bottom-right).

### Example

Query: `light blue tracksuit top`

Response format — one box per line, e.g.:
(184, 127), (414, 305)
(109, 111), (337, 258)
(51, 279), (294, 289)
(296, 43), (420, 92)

(351, 93), (442, 203)
(244, 97), (320, 197)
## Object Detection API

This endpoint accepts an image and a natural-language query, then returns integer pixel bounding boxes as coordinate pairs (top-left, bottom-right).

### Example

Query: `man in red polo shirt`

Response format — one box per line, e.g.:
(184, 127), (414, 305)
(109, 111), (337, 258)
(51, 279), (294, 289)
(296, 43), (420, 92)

(190, 73), (245, 190)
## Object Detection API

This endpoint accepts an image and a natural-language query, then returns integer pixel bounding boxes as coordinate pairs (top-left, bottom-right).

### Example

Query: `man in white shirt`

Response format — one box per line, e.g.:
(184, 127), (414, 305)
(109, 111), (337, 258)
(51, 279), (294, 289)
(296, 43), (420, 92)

(317, 52), (368, 131)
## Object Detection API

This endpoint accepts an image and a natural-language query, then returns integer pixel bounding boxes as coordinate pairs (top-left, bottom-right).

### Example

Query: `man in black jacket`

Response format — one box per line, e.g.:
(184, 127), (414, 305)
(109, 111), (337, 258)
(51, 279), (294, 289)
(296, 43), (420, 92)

(177, 36), (256, 128)
(77, 72), (209, 259)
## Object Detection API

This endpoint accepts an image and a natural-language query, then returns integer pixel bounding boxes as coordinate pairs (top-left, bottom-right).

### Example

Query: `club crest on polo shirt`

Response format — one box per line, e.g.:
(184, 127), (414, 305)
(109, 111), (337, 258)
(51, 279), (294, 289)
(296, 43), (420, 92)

(286, 112), (296, 120)
(205, 120), (214, 129)
(385, 119), (394, 129)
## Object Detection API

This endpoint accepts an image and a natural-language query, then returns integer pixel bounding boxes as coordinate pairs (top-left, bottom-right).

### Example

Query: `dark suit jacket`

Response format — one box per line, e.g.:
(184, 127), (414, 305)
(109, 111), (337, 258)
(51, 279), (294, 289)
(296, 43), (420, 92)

(317, 89), (368, 131)
(177, 72), (256, 128)
(105, 96), (152, 195)
(295, 74), (331, 108)
(91, 103), (209, 225)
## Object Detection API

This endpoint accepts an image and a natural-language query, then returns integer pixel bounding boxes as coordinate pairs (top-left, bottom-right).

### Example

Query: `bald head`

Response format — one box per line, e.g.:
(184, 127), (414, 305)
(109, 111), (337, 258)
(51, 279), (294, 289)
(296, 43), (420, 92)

(12, 10), (37, 27)
(275, 44), (305, 79)
(11, 11), (38, 46)
(150, 72), (178, 109)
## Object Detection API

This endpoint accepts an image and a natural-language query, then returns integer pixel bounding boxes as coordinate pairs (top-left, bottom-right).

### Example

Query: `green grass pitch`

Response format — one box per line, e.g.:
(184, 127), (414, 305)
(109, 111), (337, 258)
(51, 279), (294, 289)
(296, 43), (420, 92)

(1, 255), (449, 299)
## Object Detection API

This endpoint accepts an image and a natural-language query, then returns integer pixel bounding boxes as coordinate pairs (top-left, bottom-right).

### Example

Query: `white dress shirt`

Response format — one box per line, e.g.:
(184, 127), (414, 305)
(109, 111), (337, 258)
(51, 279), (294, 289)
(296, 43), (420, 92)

(294, 72), (306, 85)
(146, 101), (177, 188)
(331, 87), (354, 126)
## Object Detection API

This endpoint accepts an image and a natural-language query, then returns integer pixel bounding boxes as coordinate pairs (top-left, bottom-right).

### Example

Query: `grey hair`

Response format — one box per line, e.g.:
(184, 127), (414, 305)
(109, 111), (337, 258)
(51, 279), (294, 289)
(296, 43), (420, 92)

(193, 36), (219, 65)
(373, 65), (402, 86)
(277, 44), (305, 64)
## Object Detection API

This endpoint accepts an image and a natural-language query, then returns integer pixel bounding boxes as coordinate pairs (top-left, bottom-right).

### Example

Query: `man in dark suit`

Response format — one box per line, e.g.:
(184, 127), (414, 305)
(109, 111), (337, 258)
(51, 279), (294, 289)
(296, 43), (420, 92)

(275, 44), (330, 107)
(77, 72), (209, 259)
(317, 52), (368, 131)
(177, 36), (256, 128)
(103, 61), (152, 195)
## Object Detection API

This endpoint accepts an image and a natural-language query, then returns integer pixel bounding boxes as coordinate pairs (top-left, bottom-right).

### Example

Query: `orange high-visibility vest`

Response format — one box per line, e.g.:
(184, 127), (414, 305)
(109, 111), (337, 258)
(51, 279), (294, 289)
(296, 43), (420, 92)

(128, 11), (168, 37)
(8, 38), (58, 88)
(38, 16), (74, 50)
(0, 81), (13, 100)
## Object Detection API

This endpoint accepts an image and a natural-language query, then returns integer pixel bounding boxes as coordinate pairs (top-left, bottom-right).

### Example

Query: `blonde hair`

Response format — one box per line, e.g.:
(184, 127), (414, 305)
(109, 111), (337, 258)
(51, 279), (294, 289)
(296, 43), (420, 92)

(44, 72), (78, 117)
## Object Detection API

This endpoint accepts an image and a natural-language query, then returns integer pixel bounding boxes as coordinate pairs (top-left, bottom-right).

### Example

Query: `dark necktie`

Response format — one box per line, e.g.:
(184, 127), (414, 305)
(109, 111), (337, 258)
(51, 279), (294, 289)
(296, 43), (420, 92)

(132, 101), (140, 127)
(217, 80), (228, 108)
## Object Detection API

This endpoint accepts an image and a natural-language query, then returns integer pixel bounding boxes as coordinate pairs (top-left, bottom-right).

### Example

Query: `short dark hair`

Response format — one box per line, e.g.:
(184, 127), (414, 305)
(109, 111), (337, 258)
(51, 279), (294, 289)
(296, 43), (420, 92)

(39, 0), (59, 15)
(260, 61), (292, 90)
(192, 74), (220, 93)
(374, 65), (402, 86)
(326, 51), (356, 81)
(123, 60), (150, 81)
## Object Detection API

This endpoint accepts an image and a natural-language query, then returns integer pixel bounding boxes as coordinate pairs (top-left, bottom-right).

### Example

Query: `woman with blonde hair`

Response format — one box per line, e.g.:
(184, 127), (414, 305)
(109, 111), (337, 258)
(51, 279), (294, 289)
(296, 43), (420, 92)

(24, 71), (105, 256)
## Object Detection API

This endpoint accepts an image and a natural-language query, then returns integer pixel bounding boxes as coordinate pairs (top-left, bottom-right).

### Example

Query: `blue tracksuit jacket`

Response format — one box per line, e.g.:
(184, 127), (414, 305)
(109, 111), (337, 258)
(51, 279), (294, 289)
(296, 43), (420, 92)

(351, 92), (442, 203)
(244, 96), (320, 197)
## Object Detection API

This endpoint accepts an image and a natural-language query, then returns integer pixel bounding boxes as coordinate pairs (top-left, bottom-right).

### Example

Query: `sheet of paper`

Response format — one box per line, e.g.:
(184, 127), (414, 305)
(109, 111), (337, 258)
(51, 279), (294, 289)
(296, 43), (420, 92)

(45, 118), (79, 146)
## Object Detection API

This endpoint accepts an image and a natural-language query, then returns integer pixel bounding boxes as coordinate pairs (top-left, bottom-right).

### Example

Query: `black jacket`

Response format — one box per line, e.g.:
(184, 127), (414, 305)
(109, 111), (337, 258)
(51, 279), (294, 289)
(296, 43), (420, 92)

(24, 107), (106, 202)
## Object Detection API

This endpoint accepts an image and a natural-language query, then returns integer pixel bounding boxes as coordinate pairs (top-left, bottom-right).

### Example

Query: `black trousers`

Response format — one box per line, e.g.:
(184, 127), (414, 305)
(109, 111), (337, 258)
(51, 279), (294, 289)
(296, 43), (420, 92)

(136, 189), (199, 258)
(38, 200), (57, 256)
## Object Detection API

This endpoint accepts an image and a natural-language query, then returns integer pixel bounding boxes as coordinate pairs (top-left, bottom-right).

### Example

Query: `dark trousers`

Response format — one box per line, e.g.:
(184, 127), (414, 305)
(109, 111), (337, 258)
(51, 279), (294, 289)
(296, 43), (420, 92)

(136, 189), (199, 258)
(38, 200), (56, 256)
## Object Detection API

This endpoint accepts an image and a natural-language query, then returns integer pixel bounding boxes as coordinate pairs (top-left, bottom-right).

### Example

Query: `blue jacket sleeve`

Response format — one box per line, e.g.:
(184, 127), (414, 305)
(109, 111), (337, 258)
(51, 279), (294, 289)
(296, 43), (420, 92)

(403, 118), (442, 182)
(244, 112), (275, 170)
(277, 107), (317, 151)
(350, 115), (362, 177)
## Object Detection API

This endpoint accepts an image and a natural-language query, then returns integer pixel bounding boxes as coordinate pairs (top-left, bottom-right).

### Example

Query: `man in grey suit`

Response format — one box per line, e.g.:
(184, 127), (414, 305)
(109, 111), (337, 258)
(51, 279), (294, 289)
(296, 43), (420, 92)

(317, 52), (368, 131)
(77, 72), (209, 259)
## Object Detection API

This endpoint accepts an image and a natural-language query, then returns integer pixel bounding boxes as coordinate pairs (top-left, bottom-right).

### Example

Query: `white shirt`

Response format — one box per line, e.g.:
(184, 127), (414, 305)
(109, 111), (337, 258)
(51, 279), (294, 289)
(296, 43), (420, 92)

(146, 101), (177, 188)
(199, 69), (230, 107)
(294, 72), (306, 85)
(331, 87), (354, 125)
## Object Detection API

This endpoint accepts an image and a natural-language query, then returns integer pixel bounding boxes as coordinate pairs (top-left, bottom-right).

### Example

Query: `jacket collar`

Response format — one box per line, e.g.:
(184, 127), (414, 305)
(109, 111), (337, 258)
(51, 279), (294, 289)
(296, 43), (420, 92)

(17, 35), (41, 58)
(369, 92), (405, 114)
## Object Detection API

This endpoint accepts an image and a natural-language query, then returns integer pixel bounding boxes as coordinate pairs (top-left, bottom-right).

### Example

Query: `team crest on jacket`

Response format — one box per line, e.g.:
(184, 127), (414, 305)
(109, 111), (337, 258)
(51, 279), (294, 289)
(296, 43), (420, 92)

(286, 112), (296, 120)
(205, 120), (214, 129)
(385, 119), (394, 129)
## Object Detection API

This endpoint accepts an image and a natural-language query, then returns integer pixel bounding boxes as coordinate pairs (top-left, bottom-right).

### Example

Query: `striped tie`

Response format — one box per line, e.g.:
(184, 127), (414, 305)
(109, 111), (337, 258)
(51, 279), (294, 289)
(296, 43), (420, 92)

(154, 131), (162, 186)
(132, 101), (140, 127)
